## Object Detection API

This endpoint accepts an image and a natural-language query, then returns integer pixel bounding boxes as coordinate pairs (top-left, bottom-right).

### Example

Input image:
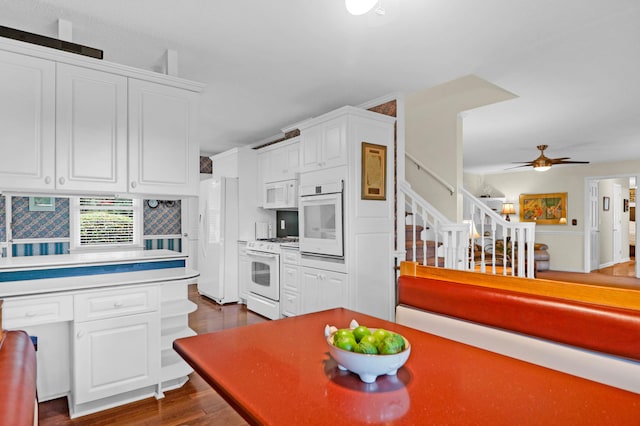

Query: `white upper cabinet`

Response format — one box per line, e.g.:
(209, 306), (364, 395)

(0, 50), (56, 191)
(258, 137), (300, 184)
(56, 64), (128, 192)
(300, 118), (346, 172)
(128, 79), (199, 197)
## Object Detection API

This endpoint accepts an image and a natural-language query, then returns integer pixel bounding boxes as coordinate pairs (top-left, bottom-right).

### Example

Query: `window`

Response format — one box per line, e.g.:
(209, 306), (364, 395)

(71, 197), (142, 251)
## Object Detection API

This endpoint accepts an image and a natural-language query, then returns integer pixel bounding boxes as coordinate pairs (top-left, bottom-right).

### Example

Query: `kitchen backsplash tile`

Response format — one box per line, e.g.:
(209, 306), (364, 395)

(11, 196), (70, 239)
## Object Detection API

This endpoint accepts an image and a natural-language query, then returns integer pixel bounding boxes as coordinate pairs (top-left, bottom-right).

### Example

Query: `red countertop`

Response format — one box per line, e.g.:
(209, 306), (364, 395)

(174, 308), (640, 425)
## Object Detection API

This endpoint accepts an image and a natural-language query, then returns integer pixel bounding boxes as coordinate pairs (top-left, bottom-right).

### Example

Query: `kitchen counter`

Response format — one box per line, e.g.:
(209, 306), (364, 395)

(0, 250), (197, 298)
(0, 249), (186, 271)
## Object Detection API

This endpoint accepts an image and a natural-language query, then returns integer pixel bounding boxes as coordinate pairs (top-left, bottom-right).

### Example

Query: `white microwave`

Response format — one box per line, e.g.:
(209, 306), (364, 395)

(263, 179), (298, 209)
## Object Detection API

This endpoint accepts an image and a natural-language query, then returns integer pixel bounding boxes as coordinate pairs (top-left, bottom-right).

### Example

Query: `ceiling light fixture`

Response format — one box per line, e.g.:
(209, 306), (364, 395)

(345, 0), (377, 15)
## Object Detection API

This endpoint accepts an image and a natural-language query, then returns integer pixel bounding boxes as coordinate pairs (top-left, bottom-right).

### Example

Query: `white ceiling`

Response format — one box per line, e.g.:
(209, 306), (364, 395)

(1, 0), (639, 174)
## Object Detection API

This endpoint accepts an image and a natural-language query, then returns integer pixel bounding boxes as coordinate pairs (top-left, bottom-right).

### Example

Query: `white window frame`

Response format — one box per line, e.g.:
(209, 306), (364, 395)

(70, 197), (143, 253)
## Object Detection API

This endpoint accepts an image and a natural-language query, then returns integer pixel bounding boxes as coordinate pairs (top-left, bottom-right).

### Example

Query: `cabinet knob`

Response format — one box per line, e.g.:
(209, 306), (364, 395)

(44, 176), (52, 184)
(113, 301), (124, 308)
(58, 176), (65, 185)
(130, 181), (137, 188)
(77, 330), (85, 339)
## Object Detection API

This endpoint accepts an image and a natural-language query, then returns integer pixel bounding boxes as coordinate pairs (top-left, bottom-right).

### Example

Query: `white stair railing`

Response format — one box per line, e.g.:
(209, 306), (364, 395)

(396, 181), (536, 277)
(397, 180), (468, 270)
(461, 187), (536, 278)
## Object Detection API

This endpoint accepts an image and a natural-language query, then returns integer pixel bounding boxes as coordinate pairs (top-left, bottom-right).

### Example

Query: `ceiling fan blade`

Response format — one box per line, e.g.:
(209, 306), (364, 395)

(553, 160), (590, 164)
(505, 164), (533, 170)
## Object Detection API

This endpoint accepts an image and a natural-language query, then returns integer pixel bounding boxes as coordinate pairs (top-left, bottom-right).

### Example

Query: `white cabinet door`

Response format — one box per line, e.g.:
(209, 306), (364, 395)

(0, 50), (55, 191)
(300, 119), (346, 172)
(56, 64), (128, 192)
(300, 267), (347, 314)
(73, 311), (160, 404)
(128, 79), (199, 197)
(258, 138), (300, 184)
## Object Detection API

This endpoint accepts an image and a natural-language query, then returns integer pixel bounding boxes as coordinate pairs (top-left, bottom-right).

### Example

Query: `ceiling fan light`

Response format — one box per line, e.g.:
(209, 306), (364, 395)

(534, 165), (551, 172)
(345, 0), (377, 15)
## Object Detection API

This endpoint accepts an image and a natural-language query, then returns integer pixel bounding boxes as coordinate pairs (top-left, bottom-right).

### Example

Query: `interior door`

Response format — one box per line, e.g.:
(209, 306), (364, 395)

(588, 180), (600, 271)
(612, 184), (622, 264)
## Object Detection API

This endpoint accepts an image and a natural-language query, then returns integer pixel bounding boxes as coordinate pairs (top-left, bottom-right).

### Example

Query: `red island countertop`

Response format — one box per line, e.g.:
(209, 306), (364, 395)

(174, 308), (640, 425)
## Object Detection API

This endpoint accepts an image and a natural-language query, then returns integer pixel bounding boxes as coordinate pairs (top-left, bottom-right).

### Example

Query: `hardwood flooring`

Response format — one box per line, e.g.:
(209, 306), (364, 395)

(537, 260), (640, 290)
(38, 286), (266, 426)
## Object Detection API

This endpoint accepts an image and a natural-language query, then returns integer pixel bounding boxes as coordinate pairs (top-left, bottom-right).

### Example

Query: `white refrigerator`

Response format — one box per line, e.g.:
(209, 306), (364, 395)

(197, 177), (239, 304)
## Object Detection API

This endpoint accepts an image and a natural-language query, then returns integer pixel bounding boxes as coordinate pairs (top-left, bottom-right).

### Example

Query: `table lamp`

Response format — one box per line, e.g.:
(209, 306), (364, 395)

(501, 203), (515, 222)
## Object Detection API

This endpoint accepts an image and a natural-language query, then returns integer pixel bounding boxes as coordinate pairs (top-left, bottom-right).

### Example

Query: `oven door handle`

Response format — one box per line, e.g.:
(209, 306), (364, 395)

(246, 250), (278, 259)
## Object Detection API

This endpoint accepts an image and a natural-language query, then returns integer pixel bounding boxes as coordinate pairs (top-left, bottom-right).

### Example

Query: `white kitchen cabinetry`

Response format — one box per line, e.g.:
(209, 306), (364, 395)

(238, 241), (250, 303)
(2, 293), (73, 401)
(300, 118), (346, 172)
(0, 38), (204, 197)
(71, 286), (160, 411)
(0, 50), (55, 191)
(297, 106), (396, 320)
(300, 266), (347, 314)
(128, 79), (199, 197)
(258, 137), (300, 184)
(159, 282), (197, 391)
(56, 64), (128, 193)
(280, 247), (300, 317)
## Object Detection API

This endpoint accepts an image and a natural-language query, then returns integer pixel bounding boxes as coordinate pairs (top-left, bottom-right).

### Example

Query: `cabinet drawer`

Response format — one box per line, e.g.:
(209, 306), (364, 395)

(282, 264), (300, 292)
(75, 286), (159, 322)
(281, 250), (300, 265)
(281, 291), (299, 317)
(3, 294), (73, 328)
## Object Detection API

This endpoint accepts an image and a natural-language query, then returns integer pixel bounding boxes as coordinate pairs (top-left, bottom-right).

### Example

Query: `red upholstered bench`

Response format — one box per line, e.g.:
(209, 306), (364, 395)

(396, 262), (640, 393)
(0, 330), (38, 426)
(398, 275), (640, 362)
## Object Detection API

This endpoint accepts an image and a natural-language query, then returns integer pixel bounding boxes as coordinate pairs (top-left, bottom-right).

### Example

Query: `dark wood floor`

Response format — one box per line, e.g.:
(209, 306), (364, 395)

(38, 286), (267, 426)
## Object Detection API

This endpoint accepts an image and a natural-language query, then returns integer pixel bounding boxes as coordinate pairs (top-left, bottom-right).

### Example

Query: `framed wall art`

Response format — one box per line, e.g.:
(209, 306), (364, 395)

(519, 192), (567, 224)
(361, 142), (386, 200)
(29, 196), (55, 212)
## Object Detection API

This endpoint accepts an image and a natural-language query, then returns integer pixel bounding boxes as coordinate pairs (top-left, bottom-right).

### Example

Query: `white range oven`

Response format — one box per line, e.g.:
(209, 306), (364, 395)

(245, 238), (298, 320)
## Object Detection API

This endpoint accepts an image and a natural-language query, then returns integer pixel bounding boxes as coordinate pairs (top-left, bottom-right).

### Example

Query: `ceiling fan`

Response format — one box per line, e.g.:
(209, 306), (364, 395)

(512, 145), (590, 172)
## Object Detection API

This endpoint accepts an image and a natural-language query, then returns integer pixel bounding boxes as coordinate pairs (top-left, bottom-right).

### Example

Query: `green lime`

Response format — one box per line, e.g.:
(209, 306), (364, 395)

(359, 334), (378, 346)
(372, 328), (392, 342)
(378, 336), (403, 354)
(334, 336), (357, 352)
(353, 325), (371, 342)
(390, 333), (406, 351)
(334, 328), (355, 341)
(355, 340), (379, 354)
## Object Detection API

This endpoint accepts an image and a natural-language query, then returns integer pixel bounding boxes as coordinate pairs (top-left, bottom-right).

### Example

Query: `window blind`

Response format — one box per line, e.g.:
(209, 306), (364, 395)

(79, 198), (134, 246)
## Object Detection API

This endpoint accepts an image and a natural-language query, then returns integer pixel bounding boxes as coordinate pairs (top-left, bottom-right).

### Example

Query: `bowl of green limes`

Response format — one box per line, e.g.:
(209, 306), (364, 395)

(325, 321), (411, 383)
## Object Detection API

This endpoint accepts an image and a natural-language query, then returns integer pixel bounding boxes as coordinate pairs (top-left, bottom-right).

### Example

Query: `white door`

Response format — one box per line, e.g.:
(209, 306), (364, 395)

(0, 51), (55, 191)
(613, 183), (622, 264)
(588, 180), (600, 271)
(56, 64), (127, 192)
(128, 79), (199, 196)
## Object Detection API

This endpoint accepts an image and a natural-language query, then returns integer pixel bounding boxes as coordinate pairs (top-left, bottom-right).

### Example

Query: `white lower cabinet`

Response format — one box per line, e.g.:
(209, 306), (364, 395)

(300, 266), (347, 314)
(2, 293), (73, 401)
(72, 311), (160, 406)
(70, 285), (161, 416)
(280, 248), (300, 317)
(2, 278), (197, 418)
(238, 242), (250, 303)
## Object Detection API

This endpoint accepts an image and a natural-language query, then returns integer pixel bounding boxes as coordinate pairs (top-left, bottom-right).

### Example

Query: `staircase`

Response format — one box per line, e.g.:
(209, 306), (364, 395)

(396, 180), (536, 278)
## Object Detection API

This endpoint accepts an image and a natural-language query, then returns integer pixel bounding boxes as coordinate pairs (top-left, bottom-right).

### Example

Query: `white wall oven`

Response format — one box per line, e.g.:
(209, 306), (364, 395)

(299, 180), (344, 258)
